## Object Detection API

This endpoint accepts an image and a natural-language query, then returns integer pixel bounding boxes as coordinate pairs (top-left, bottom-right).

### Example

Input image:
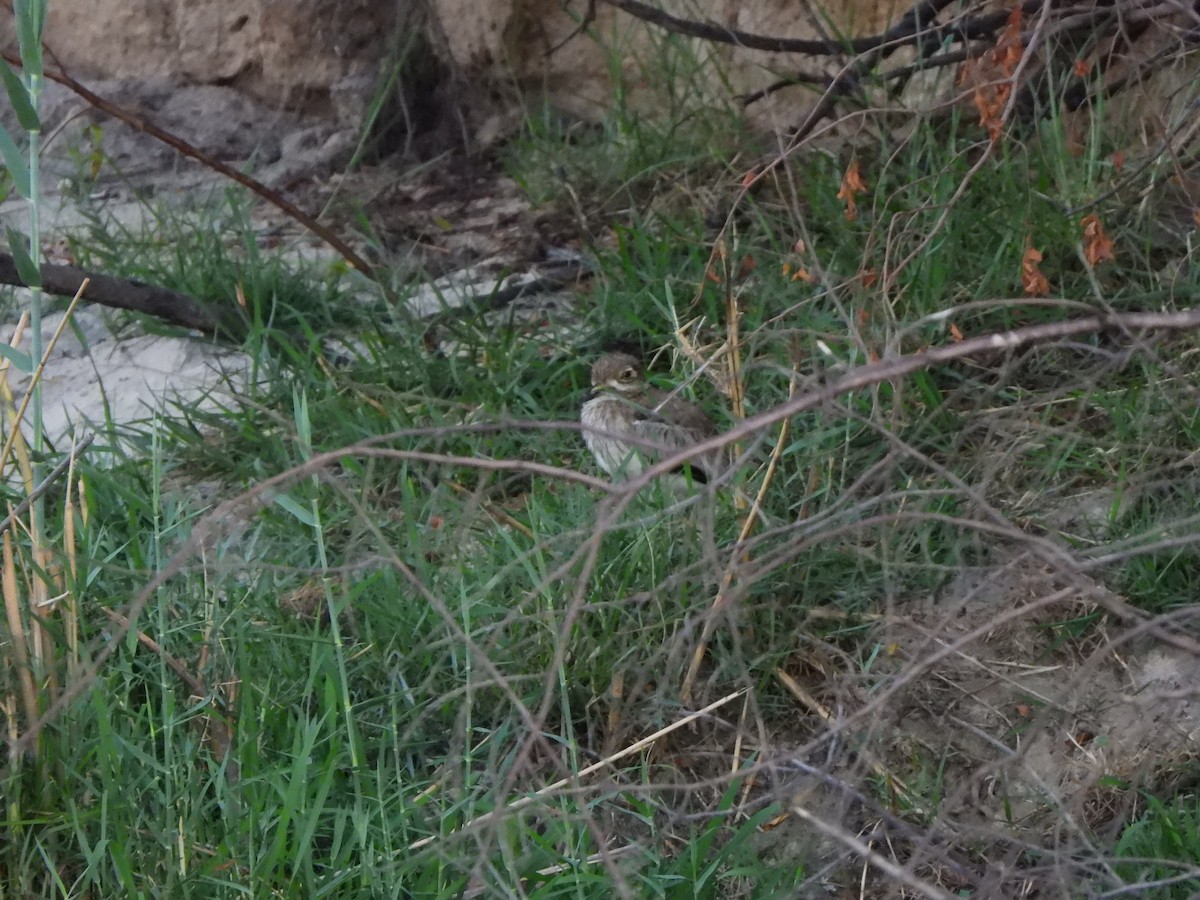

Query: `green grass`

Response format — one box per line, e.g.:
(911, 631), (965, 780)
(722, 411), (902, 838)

(3, 39), (1200, 898)
(1114, 794), (1200, 898)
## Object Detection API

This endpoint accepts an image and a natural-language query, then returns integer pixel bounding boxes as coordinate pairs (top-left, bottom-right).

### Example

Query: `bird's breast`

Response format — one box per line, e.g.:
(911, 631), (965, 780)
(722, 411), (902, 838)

(581, 394), (644, 478)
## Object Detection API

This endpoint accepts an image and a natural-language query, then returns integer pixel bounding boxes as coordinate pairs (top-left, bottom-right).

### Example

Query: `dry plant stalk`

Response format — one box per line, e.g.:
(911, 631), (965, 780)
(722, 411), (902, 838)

(681, 364), (798, 704)
(0, 286), (86, 746)
(0, 312), (34, 491)
(0, 289), (86, 478)
(2, 530), (37, 732)
(408, 688), (746, 852)
(62, 433), (85, 680)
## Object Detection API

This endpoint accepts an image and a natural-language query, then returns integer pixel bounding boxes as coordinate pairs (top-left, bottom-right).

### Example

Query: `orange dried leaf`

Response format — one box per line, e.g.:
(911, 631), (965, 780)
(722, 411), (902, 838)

(1111, 150), (1126, 174)
(860, 268), (878, 288)
(781, 262), (792, 278)
(738, 255), (757, 278)
(741, 167), (760, 189)
(1021, 245), (1050, 296)
(1081, 214), (1114, 265)
(1073, 58), (1093, 78)
(949, 322), (964, 342)
(841, 158), (866, 193)
(967, 6), (1022, 142)
(1192, 208), (1200, 229)
(791, 267), (814, 283)
(994, 7), (1024, 76)
(705, 267), (722, 284)
(974, 85), (1007, 143)
(1073, 730), (1096, 748)
(761, 812), (790, 832)
(857, 307), (869, 326)
(956, 60), (970, 87)
(837, 157), (867, 221)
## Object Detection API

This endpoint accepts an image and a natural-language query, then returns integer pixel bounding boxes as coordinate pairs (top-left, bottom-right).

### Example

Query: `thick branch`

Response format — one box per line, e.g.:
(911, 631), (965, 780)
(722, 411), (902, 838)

(0, 252), (242, 337)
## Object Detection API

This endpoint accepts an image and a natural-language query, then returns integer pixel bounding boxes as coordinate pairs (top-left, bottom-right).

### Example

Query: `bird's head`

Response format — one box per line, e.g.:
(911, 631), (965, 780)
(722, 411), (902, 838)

(590, 353), (646, 397)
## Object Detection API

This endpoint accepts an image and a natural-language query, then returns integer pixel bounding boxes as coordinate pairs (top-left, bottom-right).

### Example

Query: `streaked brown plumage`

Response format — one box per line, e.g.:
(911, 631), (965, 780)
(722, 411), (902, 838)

(580, 352), (723, 483)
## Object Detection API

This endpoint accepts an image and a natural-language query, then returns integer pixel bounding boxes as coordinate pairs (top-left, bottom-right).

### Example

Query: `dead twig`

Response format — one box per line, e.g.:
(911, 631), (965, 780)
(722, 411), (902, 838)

(597, 0), (1024, 57)
(408, 688), (746, 852)
(100, 608), (211, 700)
(630, 306), (1200, 493)
(681, 363), (797, 703)
(0, 432), (95, 538)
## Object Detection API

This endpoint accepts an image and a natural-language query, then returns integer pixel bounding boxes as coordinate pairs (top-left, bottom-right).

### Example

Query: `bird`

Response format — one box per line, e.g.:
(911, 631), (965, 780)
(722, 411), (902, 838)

(580, 352), (725, 484)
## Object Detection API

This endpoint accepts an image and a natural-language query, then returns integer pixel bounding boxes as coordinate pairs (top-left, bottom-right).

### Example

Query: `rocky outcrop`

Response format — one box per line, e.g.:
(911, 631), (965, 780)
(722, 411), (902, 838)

(30, 0), (394, 113)
(4, 0), (1195, 148)
(3, 0), (905, 133)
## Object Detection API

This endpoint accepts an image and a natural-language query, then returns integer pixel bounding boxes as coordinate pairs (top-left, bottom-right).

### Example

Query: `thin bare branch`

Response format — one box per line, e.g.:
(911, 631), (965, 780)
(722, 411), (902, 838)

(4, 51), (374, 276)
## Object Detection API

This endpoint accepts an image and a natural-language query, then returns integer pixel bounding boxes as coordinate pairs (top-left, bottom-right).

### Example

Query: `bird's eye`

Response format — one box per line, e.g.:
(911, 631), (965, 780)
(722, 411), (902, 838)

(621, 367), (636, 379)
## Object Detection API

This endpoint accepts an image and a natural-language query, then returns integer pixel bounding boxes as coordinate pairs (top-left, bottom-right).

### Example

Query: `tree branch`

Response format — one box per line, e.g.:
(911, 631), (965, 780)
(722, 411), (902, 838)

(2, 51), (374, 276)
(596, 0), (1055, 57)
(627, 305), (1200, 490)
(0, 252), (243, 337)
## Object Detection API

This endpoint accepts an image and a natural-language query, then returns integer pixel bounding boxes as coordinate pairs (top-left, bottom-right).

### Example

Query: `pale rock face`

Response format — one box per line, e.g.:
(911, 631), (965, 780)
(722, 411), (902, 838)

(6, 0), (912, 128)
(0, 306), (251, 461)
(10, 1), (1187, 162)
(5, 0), (391, 110)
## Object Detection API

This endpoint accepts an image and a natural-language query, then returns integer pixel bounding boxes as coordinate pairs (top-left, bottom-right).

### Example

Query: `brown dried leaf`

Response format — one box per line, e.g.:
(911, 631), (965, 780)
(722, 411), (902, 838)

(993, 7), (1024, 76)
(969, 7), (1023, 142)
(1021, 245), (1050, 296)
(1081, 214), (1115, 266)
(973, 83), (1009, 143)
(837, 157), (867, 221)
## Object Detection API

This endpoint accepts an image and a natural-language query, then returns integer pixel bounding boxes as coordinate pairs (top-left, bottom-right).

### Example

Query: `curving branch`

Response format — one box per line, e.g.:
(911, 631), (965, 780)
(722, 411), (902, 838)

(595, 0), (1049, 57)
(594, 0), (1200, 126)
(2, 51), (374, 277)
(625, 305), (1200, 493)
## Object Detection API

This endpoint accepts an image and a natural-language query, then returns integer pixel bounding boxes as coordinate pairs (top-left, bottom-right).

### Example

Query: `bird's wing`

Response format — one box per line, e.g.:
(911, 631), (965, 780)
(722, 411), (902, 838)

(628, 416), (707, 454)
(630, 415), (722, 481)
(650, 393), (717, 438)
